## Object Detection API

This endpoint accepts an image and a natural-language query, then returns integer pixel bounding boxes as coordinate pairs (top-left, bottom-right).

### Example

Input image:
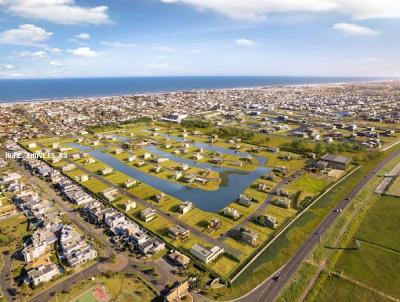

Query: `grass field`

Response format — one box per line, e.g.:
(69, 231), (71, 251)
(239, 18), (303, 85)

(51, 273), (157, 302)
(387, 175), (400, 196)
(288, 174), (329, 197)
(334, 242), (400, 298)
(301, 157), (400, 302)
(0, 214), (30, 254)
(306, 273), (389, 302)
(354, 195), (400, 251)
(326, 194), (400, 299)
(276, 262), (318, 302)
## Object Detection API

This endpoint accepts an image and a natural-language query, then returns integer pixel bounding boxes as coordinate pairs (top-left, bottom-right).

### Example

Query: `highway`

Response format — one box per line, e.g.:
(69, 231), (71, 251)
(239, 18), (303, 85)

(253, 147), (400, 302)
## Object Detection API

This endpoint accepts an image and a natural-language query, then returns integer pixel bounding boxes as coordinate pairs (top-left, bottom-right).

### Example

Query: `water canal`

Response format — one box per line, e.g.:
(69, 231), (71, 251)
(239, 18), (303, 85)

(69, 139), (270, 212)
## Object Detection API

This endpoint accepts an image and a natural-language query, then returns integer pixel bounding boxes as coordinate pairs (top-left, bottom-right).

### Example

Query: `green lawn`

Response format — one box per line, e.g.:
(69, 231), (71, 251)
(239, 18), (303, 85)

(0, 214), (30, 254)
(306, 273), (388, 302)
(288, 174), (329, 196)
(209, 255), (240, 278)
(354, 195), (400, 251)
(277, 263), (318, 302)
(387, 176), (400, 196)
(304, 160), (400, 302)
(51, 273), (157, 302)
(205, 153), (387, 300)
(333, 243), (400, 299)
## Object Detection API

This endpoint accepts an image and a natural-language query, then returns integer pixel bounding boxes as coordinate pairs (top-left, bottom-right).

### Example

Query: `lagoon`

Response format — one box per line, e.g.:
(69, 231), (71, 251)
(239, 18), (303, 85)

(70, 142), (269, 212)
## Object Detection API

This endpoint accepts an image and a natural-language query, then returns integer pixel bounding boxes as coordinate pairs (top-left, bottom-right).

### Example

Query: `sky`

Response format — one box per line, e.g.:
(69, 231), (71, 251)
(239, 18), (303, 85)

(0, 0), (399, 78)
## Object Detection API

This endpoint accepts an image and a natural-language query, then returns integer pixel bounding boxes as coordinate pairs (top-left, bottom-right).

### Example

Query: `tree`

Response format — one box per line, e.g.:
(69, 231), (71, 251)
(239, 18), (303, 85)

(314, 143), (326, 156)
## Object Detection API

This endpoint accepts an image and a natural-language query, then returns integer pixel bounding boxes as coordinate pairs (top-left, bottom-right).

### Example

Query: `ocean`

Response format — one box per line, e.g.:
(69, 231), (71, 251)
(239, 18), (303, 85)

(0, 76), (390, 103)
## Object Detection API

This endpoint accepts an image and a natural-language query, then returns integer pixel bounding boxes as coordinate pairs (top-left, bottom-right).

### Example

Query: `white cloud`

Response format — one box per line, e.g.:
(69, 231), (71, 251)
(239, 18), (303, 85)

(48, 47), (61, 53)
(100, 41), (176, 53)
(362, 57), (383, 63)
(0, 24), (52, 47)
(335, 0), (400, 20)
(333, 23), (380, 36)
(75, 33), (90, 40)
(68, 47), (100, 58)
(0, 0), (111, 25)
(147, 63), (171, 69)
(145, 62), (188, 73)
(100, 41), (139, 48)
(150, 46), (176, 53)
(190, 48), (207, 54)
(49, 61), (62, 67)
(18, 50), (48, 59)
(160, 0), (400, 21)
(2, 64), (14, 69)
(235, 38), (256, 47)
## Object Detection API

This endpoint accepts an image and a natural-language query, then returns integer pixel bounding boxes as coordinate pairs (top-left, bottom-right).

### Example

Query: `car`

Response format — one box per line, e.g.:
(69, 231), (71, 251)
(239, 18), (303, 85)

(272, 275), (280, 281)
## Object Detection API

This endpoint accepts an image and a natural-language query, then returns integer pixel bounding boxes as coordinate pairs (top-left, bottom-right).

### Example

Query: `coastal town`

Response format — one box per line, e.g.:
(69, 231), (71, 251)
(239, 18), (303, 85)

(1, 81), (400, 146)
(0, 81), (400, 302)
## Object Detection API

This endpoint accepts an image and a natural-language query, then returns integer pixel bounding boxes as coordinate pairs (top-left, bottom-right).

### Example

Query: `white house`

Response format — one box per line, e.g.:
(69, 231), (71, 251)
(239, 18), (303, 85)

(190, 244), (224, 264)
(178, 201), (193, 214)
(27, 264), (59, 286)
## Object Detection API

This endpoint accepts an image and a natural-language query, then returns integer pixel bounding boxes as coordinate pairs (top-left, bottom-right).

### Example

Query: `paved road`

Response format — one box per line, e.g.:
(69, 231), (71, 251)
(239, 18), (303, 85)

(0, 252), (14, 301)
(254, 148), (400, 302)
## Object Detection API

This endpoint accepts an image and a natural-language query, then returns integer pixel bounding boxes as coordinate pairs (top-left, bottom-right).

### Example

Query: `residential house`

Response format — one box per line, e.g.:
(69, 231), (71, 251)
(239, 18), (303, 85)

(221, 207), (240, 220)
(239, 228), (258, 246)
(272, 198), (291, 209)
(257, 215), (278, 229)
(237, 194), (252, 207)
(164, 280), (190, 302)
(101, 188), (119, 202)
(168, 225), (190, 240)
(100, 168), (114, 175)
(178, 201), (193, 214)
(124, 179), (137, 188)
(140, 207), (156, 222)
(190, 244), (224, 264)
(167, 250), (190, 268)
(124, 200), (136, 211)
(318, 154), (351, 170)
(257, 183), (268, 192)
(27, 264), (59, 286)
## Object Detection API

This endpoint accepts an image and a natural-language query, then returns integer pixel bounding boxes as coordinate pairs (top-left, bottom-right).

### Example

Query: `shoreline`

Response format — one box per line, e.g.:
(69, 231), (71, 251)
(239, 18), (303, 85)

(0, 78), (398, 106)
